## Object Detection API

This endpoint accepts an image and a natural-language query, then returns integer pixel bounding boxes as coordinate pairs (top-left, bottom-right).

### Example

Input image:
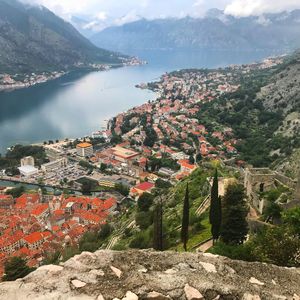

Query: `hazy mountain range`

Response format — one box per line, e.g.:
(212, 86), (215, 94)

(0, 0), (123, 74)
(91, 9), (300, 52)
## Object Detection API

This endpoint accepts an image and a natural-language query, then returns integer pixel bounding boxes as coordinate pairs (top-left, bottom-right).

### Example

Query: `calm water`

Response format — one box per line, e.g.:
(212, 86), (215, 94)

(0, 49), (282, 153)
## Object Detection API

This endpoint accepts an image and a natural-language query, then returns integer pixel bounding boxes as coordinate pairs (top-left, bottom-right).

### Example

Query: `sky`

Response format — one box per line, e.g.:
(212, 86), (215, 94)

(21, 0), (300, 32)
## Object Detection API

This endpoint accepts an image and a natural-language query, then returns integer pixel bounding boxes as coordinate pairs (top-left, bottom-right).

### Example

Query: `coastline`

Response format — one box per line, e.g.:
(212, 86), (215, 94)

(0, 57), (146, 93)
(0, 71), (67, 93)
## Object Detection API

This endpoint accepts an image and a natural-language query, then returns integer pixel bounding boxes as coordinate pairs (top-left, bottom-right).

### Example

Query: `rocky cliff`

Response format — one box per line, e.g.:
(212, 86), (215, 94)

(0, 250), (299, 300)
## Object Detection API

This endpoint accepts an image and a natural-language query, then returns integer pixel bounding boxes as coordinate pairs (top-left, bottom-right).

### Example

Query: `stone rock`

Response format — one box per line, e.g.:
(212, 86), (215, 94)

(145, 291), (172, 300)
(71, 279), (87, 288)
(165, 268), (177, 275)
(249, 277), (265, 286)
(138, 266), (148, 273)
(199, 261), (217, 273)
(0, 250), (299, 300)
(38, 265), (64, 274)
(90, 269), (105, 277)
(110, 266), (122, 278)
(122, 291), (139, 300)
(97, 295), (105, 300)
(242, 293), (261, 300)
(184, 284), (204, 300)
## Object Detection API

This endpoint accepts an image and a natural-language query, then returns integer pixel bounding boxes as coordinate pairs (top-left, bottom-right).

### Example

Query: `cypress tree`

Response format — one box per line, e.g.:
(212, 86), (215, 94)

(153, 198), (163, 251)
(209, 169), (222, 244)
(181, 183), (190, 251)
(145, 159), (149, 172)
(221, 184), (249, 245)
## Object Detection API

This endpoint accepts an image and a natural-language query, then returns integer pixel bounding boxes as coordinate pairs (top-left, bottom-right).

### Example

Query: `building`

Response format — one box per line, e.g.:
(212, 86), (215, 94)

(130, 182), (155, 198)
(178, 160), (197, 174)
(41, 158), (68, 173)
(18, 156), (39, 177)
(98, 178), (116, 188)
(23, 232), (44, 250)
(21, 156), (35, 167)
(111, 146), (139, 163)
(18, 165), (39, 177)
(76, 143), (94, 157)
(0, 195), (14, 209)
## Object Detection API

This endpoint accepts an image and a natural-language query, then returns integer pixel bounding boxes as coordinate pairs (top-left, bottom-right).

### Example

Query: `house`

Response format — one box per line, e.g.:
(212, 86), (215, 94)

(178, 160), (197, 173)
(130, 182), (155, 198)
(23, 232), (44, 250)
(31, 204), (49, 222)
(0, 195), (14, 209)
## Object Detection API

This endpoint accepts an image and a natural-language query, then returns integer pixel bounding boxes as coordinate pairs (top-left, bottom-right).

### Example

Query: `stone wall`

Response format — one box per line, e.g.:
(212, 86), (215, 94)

(0, 250), (299, 300)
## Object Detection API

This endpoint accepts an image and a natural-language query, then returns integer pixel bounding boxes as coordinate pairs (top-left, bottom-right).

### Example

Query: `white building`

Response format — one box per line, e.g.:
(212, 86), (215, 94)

(21, 156), (35, 167)
(76, 142), (94, 157)
(18, 156), (38, 177)
(18, 165), (39, 177)
(41, 158), (68, 173)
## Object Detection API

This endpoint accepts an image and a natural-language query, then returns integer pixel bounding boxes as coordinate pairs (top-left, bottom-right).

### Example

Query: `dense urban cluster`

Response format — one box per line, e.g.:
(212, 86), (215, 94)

(0, 187), (118, 277)
(0, 56), (289, 278)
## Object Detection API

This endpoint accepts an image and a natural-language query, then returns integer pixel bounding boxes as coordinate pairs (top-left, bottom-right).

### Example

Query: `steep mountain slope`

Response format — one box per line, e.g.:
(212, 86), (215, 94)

(0, 0), (123, 74)
(194, 51), (300, 171)
(91, 10), (300, 52)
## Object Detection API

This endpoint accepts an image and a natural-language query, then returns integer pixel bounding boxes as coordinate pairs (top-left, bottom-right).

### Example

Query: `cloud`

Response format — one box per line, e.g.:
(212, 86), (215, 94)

(225, 0), (300, 17)
(95, 12), (108, 21)
(113, 11), (141, 26)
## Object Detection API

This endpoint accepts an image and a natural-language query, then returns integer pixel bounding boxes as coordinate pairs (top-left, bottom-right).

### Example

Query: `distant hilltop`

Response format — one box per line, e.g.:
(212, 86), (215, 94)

(91, 9), (300, 53)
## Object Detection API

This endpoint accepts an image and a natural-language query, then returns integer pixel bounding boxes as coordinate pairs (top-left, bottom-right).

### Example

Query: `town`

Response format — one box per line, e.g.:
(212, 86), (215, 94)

(0, 56), (145, 92)
(0, 56), (287, 276)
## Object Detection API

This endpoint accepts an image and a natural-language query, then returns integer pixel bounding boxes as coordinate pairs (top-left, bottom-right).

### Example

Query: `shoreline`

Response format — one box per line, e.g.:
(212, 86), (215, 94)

(0, 54), (284, 154)
(0, 57), (146, 93)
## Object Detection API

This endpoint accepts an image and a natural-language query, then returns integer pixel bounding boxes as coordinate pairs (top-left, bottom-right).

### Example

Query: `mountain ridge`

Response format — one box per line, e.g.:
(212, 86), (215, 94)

(0, 0), (125, 74)
(90, 10), (300, 52)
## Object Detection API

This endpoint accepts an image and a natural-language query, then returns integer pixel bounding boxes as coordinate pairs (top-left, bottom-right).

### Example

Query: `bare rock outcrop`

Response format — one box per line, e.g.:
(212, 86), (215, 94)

(0, 250), (299, 300)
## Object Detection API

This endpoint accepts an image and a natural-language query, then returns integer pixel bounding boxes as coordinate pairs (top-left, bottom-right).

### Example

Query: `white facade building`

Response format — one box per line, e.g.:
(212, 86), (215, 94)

(41, 158), (68, 173)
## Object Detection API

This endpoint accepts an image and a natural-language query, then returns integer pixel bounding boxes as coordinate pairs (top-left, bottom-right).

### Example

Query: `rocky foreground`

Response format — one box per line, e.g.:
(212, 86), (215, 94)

(0, 250), (299, 300)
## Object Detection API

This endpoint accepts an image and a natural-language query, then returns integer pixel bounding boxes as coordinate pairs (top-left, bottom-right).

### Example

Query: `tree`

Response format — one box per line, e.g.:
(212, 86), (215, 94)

(221, 184), (248, 245)
(115, 183), (129, 197)
(181, 183), (190, 251)
(137, 193), (154, 212)
(100, 163), (108, 172)
(145, 159), (149, 172)
(189, 155), (195, 164)
(135, 211), (153, 230)
(6, 185), (25, 198)
(209, 169), (222, 244)
(99, 224), (113, 240)
(3, 257), (34, 281)
(153, 199), (163, 251)
(283, 207), (300, 236)
(81, 180), (93, 195)
(251, 226), (300, 267)
(196, 153), (202, 162)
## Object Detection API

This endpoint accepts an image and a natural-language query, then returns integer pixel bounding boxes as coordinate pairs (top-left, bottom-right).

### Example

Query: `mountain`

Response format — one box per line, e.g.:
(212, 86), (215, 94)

(0, 0), (124, 74)
(91, 10), (300, 52)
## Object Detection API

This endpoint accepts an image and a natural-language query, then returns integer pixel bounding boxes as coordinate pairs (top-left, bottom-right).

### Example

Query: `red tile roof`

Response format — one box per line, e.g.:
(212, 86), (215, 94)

(24, 232), (44, 244)
(135, 182), (155, 191)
